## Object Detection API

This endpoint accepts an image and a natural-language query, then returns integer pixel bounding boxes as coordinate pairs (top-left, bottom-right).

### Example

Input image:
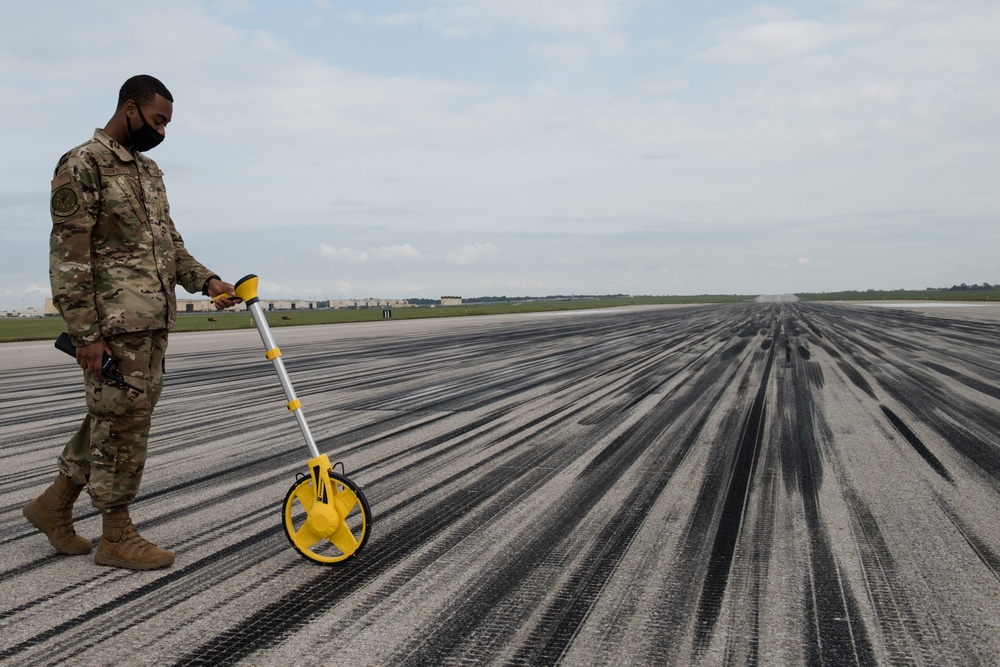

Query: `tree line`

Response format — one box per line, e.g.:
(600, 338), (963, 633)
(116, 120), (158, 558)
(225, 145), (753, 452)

(931, 283), (997, 291)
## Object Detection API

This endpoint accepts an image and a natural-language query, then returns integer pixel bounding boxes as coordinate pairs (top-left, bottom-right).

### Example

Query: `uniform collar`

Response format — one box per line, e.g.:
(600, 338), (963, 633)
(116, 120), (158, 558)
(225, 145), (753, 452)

(93, 128), (137, 164)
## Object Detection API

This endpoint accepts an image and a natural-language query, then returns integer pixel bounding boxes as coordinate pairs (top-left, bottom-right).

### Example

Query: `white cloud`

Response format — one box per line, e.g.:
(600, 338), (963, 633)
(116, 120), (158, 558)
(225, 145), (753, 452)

(316, 243), (423, 264)
(694, 18), (881, 64)
(372, 9), (441, 29)
(528, 31), (629, 68)
(370, 244), (424, 261)
(446, 242), (499, 266)
(320, 244), (369, 263)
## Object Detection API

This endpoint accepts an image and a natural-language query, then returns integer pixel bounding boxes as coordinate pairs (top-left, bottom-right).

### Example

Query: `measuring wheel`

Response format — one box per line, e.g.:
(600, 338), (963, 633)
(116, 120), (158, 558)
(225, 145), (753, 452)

(222, 274), (374, 565)
(281, 470), (372, 565)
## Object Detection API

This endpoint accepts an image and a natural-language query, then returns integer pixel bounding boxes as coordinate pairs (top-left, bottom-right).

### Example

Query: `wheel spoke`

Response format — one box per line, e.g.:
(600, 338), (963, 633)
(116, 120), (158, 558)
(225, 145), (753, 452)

(292, 480), (316, 512)
(332, 487), (360, 519)
(329, 520), (360, 554)
(293, 520), (326, 550)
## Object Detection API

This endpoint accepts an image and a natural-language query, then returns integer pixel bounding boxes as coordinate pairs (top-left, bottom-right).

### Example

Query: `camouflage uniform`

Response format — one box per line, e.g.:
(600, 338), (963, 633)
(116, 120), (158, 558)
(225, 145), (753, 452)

(49, 128), (217, 510)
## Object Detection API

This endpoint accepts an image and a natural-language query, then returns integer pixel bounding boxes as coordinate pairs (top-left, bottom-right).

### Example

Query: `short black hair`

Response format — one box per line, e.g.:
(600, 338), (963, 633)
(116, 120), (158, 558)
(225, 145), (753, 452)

(117, 75), (173, 110)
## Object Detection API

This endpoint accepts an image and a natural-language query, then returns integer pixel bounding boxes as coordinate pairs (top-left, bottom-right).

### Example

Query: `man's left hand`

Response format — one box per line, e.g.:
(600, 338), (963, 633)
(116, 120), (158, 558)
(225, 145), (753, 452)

(207, 278), (241, 310)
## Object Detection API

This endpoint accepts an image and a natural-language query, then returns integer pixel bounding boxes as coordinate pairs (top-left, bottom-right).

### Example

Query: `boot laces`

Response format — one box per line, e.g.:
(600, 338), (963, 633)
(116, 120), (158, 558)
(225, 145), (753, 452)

(117, 523), (160, 556)
(38, 502), (78, 539)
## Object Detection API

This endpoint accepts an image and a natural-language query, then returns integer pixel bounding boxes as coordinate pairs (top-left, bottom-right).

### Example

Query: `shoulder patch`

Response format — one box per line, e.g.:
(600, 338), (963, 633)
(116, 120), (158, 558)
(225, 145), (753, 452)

(51, 187), (80, 217)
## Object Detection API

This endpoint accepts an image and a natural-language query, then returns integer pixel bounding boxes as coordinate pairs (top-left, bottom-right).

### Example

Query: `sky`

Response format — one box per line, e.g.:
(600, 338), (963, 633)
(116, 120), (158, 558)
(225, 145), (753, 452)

(1, 0), (999, 309)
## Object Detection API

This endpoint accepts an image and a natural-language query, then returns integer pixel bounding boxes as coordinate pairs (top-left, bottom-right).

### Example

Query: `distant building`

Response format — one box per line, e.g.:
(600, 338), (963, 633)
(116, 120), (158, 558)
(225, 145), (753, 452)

(45, 296), (415, 316)
(327, 298), (414, 309)
(47, 297), (234, 316)
(3, 307), (45, 318)
(440, 296), (462, 306)
(178, 299), (318, 313)
(177, 299), (221, 313)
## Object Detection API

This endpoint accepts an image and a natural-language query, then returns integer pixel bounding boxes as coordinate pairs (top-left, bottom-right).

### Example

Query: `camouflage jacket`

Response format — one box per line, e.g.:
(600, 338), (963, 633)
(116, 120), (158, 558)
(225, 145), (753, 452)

(49, 129), (217, 346)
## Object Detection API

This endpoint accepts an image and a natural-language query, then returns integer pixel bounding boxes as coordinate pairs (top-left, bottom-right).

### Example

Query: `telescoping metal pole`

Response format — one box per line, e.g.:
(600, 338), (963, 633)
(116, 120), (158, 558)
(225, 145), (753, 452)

(232, 275), (322, 460)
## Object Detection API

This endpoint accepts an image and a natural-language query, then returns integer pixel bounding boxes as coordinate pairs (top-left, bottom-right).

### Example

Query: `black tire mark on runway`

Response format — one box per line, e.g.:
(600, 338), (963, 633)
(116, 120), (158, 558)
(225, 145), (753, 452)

(837, 359), (877, 399)
(880, 405), (953, 482)
(876, 372), (1000, 482)
(395, 328), (747, 666)
(935, 497), (1000, 584)
(693, 327), (777, 653)
(620, 310), (779, 665)
(500, 344), (744, 666)
(346, 319), (729, 510)
(781, 348), (875, 666)
(586, 307), (774, 665)
(776, 304), (1000, 663)
(921, 361), (1000, 401)
(804, 304), (1000, 482)
(754, 308), (879, 666)
(844, 487), (945, 666)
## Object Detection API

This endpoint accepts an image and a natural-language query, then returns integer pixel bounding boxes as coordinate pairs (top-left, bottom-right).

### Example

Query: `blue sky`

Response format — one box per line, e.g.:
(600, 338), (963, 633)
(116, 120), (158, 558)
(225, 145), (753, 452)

(2, 0), (998, 309)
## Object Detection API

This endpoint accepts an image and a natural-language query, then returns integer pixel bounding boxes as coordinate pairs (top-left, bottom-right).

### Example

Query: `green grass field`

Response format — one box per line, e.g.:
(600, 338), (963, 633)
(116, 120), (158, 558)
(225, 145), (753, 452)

(795, 289), (1000, 302)
(0, 295), (754, 343)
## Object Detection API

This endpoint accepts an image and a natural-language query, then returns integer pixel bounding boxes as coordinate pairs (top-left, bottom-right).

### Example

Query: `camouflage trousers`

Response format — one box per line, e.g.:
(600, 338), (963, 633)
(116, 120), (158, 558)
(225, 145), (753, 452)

(58, 330), (168, 511)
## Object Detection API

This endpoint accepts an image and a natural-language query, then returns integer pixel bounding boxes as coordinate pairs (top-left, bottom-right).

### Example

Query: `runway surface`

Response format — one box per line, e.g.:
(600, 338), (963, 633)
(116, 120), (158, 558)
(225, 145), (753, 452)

(1, 302), (998, 666)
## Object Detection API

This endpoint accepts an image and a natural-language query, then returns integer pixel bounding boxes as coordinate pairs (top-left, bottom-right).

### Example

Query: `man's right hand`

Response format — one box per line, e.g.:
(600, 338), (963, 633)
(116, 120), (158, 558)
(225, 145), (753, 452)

(77, 340), (113, 375)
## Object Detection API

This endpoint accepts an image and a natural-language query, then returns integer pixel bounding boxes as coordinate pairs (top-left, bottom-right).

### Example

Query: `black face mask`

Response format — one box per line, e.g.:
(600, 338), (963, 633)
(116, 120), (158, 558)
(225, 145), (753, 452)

(126, 104), (164, 152)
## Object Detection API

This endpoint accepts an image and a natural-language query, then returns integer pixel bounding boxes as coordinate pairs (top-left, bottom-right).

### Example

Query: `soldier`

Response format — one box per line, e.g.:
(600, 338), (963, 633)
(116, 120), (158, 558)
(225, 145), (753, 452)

(24, 74), (240, 570)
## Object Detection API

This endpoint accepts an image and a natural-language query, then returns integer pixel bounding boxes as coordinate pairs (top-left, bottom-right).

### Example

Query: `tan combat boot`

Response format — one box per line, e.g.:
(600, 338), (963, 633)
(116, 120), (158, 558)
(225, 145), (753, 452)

(23, 473), (93, 555)
(94, 506), (174, 571)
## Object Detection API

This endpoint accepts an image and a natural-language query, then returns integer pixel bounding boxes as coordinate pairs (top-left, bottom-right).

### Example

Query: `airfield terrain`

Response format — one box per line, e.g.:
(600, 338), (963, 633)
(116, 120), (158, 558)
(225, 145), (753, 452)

(1, 301), (998, 666)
